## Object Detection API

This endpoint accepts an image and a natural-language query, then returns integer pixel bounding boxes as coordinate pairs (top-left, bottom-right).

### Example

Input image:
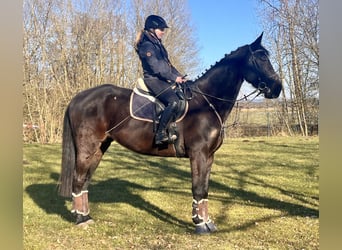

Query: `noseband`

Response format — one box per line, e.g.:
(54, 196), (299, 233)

(248, 46), (274, 96)
(257, 82), (271, 95)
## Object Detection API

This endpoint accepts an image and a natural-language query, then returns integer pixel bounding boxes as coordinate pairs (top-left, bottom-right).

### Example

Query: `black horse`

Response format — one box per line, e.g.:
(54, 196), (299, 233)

(58, 33), (282, 234)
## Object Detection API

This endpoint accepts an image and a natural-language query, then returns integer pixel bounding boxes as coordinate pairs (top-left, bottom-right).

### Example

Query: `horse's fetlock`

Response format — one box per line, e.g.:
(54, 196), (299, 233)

(71, 190), (90, 216)
(192, 198), (209, 224)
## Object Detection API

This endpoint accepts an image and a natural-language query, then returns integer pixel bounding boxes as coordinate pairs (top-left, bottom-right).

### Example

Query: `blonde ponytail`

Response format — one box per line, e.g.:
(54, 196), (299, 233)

(134, 30), (144, 52)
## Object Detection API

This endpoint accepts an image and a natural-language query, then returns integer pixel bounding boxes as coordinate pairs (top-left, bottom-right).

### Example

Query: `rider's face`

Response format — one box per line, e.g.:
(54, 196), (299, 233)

(155, 28), (166, 39)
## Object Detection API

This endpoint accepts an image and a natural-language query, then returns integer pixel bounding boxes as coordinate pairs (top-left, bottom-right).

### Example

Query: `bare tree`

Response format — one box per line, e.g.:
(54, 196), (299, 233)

(130, 0), (200, 78)
(23, 0), (201, 143)
(257, 0), (319, 136)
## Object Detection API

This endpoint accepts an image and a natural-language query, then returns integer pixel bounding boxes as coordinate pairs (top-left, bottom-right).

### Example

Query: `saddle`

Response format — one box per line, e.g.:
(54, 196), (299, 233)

(129, 79), (189, 142)
(130, 79), (188, 122)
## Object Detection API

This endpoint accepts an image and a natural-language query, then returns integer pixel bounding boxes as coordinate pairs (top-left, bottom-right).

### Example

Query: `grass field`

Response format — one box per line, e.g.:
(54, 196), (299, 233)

(23, 136), (319, 249)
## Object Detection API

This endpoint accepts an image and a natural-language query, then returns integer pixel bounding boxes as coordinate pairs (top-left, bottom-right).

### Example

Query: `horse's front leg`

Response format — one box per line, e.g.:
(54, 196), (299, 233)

(190, 152), (218, 234)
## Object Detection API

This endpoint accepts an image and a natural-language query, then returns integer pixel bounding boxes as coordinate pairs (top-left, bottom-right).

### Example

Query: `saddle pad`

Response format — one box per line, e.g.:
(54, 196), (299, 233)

(130, 88), (157, 122)
(129, 87), (188, 123)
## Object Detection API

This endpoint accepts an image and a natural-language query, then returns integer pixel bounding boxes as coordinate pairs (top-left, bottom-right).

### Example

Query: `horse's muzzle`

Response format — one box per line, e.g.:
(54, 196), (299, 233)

(260, 80), (282, 99)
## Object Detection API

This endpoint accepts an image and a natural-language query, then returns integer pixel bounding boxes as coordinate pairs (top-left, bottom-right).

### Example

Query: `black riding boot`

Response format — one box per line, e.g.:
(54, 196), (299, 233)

(155, 101), (178, 145)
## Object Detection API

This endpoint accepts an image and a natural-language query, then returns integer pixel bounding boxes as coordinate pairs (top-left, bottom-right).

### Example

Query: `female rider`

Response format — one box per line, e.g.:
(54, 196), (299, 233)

(135, 15), (186, 145)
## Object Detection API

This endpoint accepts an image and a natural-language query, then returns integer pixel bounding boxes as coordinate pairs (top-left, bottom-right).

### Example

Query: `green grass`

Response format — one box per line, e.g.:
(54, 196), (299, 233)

(23, 137), (319, 249)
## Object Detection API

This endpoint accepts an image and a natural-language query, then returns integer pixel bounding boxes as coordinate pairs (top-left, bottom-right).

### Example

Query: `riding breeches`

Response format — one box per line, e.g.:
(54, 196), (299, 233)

(144, 78), (180, 107)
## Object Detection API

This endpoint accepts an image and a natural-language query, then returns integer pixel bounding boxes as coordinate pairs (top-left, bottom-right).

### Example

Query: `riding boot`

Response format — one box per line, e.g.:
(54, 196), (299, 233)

(155, 101), (178, 145)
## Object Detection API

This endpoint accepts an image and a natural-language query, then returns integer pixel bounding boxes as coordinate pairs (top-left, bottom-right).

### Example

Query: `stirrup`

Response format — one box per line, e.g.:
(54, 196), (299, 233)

(155, 131), (168, 145)
(169, 134), (177, 141)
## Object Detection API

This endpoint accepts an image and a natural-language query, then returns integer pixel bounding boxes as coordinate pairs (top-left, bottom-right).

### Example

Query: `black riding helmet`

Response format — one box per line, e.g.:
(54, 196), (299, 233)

(144, 15), (169, 30)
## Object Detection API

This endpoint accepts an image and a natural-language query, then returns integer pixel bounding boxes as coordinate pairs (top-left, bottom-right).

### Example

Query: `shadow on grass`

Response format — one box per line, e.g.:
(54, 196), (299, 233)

(212, 181), (318, 217)
(25, 175), (74, 223)
(25, 173), (193, 231)
(26, 162), (318, 234)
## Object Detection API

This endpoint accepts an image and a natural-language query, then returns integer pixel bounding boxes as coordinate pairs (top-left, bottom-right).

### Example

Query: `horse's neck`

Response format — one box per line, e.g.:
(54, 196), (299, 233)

(196, 62), (244, 122)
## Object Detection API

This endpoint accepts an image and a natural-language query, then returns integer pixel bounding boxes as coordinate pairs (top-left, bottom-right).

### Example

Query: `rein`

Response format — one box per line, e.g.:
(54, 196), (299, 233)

(191, 84), (263, 131)
(191, 85), (260, 103)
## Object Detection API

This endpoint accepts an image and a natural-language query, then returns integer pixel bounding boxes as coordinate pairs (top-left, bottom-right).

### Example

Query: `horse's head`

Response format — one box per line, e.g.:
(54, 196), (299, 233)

(242, 33), (282, 99)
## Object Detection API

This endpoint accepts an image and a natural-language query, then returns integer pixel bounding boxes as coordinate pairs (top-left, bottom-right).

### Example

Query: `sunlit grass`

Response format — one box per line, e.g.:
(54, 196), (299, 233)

(23, 136), (319, 249)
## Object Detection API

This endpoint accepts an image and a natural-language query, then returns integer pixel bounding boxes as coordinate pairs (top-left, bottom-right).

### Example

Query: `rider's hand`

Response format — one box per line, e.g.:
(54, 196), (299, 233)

(175, 76), (186, 83)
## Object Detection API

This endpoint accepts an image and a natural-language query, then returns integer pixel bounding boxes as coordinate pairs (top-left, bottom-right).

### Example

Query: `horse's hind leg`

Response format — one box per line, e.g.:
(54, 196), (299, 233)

(72, 139), (105, 226)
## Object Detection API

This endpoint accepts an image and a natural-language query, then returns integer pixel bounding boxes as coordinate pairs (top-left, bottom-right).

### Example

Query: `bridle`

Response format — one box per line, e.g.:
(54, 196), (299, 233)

(191, 45), (276, 104)
(248, 45), (280, 96)
(191, 50), (270, 103)
(188, 45), (277, 130)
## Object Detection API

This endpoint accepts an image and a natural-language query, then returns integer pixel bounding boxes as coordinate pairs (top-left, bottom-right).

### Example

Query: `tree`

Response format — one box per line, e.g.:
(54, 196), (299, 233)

(257, 0), (319, 136)
(23, 0), (201, 143)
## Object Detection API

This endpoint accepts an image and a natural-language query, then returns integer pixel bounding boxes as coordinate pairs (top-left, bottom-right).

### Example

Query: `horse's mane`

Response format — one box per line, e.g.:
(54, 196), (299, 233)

(194, 43), (269, 81)
(194, 45), (249, 81)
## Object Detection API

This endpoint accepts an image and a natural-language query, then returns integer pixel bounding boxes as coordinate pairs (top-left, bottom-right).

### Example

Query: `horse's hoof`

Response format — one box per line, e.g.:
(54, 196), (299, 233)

(75, 214), (94, 226)
(194, 220), (217, 234)
(206, 220), (217, 232)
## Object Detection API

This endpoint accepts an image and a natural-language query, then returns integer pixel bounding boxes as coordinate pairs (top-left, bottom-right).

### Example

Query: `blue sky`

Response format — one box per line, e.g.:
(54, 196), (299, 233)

(187, 0), (263, 95)
(187, 0), (262, 70)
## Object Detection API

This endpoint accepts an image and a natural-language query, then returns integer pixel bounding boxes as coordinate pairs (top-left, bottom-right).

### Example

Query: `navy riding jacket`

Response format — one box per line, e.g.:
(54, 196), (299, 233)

(136, 31), (181, 82)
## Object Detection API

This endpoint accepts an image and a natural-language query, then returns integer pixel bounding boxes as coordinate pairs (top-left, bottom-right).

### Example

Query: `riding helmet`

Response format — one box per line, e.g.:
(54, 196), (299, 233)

(144, 15), (169, 30)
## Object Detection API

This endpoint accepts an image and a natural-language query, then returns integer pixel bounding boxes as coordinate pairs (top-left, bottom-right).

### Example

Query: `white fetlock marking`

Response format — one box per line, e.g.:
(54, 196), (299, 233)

(198, 199), (208, 204)
(193, 214), (210, 220)
(73, 209), (90, 216)
(72, 192), (82, 198)
(72, 190), (88, 197)
(192, 198), (208, 204)
(195, 221), (206, 226)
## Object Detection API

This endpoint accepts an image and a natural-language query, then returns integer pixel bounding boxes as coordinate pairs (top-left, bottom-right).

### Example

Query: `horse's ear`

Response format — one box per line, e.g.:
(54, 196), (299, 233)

(250, 32), (263, 50)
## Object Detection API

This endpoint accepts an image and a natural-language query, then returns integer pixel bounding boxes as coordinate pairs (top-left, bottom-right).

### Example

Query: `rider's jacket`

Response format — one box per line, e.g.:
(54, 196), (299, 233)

(136, 31), (181, 82)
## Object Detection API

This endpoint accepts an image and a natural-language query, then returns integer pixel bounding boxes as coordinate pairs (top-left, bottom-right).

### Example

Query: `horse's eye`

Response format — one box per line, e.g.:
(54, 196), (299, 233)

(259, 54), (268, 61)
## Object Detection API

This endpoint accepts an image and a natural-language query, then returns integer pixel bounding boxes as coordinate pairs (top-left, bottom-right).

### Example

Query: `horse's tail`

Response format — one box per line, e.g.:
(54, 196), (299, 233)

(58, 106), (75, 197)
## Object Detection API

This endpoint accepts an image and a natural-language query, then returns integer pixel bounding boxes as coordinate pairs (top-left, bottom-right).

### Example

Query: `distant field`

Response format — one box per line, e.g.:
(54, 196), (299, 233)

(226, 100), (278, 126)
(23, 136), (319, 249)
